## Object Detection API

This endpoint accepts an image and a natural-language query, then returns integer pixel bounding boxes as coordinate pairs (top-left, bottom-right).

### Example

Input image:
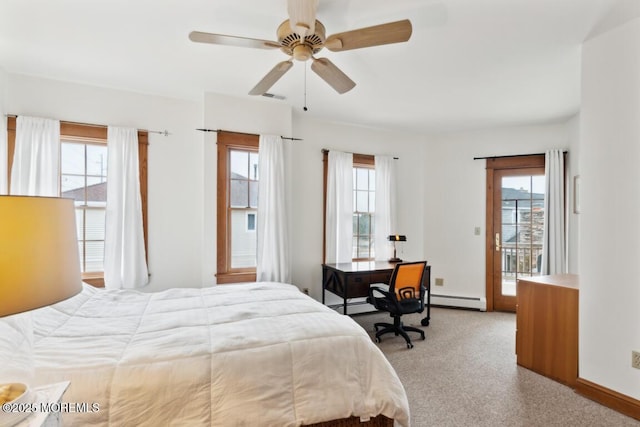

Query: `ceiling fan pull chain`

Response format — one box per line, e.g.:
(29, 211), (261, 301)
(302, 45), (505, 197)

(303, 62), (309, 111)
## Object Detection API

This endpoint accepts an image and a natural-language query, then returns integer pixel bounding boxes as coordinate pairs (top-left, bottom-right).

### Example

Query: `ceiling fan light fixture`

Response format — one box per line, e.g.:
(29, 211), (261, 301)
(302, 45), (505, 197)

(292, 44), (312, 61)
(288, 0), (318, 37)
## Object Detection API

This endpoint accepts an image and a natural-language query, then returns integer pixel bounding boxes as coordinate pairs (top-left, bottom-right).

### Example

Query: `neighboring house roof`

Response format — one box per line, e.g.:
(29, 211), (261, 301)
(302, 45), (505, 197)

(502, 187), (545, 245)
(502, 187), (544, 204)
(62, 181), (107, 202)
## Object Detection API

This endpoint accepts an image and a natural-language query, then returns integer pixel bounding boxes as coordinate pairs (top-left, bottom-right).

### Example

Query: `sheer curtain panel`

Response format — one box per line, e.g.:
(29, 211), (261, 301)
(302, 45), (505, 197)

(104, 126), (149, 289)
(326, 151), (353, 264)
(10, 116), (60, 196)
(374, 155), (397, 261)
(256, 135), (290, 283)
(541, 149), (566, 274)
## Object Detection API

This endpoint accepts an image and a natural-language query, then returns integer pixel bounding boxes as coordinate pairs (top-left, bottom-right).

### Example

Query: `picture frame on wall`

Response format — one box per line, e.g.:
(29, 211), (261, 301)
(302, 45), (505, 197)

(573, 175), (581, 214)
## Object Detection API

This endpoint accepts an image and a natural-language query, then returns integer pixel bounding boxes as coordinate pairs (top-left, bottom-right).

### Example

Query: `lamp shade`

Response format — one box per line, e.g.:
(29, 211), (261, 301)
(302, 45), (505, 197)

(388, 235), (407, 242)
(0, 196), (82, 317)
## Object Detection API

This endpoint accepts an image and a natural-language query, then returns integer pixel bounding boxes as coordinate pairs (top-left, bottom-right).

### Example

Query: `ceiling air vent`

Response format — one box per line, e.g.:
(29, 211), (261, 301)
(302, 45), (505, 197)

(262, 93), (286, 100)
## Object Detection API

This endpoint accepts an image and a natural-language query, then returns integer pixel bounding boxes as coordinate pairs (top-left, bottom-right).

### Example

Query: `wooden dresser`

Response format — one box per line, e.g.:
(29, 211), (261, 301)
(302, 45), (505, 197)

(516, 274), (579, 387)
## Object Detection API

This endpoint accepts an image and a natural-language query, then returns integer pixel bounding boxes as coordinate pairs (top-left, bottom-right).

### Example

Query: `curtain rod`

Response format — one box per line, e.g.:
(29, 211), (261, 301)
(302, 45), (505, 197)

(196, 128), (302, 141)
(321, 148), (399, 160)
(473, 151), (567, 160)
(6, 114), (171, 137)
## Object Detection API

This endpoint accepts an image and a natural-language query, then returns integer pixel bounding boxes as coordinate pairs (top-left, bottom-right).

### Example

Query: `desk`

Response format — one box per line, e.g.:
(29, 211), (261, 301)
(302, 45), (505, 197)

(322, 261), (431, 325)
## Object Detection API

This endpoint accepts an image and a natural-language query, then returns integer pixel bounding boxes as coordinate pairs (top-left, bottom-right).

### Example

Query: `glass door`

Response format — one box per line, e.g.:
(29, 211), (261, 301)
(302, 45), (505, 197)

(486, 156), (545, 312)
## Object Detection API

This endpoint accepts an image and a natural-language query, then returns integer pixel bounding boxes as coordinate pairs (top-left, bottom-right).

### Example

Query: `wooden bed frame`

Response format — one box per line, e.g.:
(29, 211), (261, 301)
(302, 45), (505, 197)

(307, 415), (393, 426)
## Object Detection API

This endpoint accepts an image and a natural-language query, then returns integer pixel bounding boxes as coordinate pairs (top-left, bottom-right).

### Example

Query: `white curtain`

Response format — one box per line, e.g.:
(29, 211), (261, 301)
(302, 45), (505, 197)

(104, 126), (149, 289)
(326, 151), (353, 264)
(0, 115), (7, 195)
(374, 155), (397, 261)
(10, 116), (60, 196)
(541, 149), (566, 275)
(256, 135), (290, 283)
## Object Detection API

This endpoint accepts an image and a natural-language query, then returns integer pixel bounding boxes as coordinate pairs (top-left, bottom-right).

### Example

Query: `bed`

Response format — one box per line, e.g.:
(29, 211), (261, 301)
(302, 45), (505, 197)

(28, 282), (410, 426)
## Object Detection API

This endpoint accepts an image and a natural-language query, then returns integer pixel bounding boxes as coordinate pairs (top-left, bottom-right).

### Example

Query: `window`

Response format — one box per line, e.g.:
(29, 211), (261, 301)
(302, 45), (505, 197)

(323, 151), (375, 262)
(216, 131), (259, 283)
(229, 148), (258, 267)
(246, 212), (256, 232)
(61, 140), (108, 273)
(6, 117), (148, 287)
(353, 164), (375, 260)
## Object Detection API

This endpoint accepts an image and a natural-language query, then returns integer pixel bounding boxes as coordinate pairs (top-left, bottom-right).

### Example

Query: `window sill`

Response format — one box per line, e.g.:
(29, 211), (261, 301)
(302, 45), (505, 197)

(82, 273), (105, 288)
(216, 272), (257, 284)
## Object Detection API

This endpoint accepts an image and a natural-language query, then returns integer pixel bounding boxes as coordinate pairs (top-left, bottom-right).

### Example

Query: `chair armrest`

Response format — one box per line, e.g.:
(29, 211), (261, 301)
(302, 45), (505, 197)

(368, 286), (394, 309)
(369, 286), (392, 299)
(368, 285), (405, 313)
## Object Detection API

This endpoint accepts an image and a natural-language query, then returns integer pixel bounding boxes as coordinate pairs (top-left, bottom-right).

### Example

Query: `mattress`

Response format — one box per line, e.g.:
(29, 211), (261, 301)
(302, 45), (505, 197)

(29, 282), (410, 426)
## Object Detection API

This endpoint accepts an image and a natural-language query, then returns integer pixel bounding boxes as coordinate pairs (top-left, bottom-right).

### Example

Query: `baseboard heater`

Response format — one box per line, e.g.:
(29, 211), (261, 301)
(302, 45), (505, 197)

(431, 294), (487, 311)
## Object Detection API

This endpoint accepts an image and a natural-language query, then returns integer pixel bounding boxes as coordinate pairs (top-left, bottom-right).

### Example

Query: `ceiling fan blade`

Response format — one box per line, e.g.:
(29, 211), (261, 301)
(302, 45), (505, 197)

(310, 57), (355, 94)
(324, 19), (412, 52)
(248, 60), (294, 96)
(189, 31), (280, 50)
(287, 0), (319, 37)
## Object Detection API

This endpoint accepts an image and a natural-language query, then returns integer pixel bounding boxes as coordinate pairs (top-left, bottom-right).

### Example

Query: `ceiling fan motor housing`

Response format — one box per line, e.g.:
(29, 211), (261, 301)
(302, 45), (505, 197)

(277, 19), (326, 61)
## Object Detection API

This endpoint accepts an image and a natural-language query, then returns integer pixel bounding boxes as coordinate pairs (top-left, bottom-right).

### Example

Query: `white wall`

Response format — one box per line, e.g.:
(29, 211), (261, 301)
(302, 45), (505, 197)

(6, 74), (204, 291)
(580, 15), (640, 399)
(424, 122), (573, 299)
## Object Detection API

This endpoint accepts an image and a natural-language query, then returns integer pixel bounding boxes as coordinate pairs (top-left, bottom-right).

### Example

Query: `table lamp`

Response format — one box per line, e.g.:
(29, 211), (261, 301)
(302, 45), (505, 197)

(0, 196), (82, 415)
(388, 234), (406, 263)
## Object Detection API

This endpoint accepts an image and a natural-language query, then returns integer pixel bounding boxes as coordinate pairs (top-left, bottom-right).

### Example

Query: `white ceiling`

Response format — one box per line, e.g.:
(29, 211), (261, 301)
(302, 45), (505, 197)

(0, 0), (620, 133)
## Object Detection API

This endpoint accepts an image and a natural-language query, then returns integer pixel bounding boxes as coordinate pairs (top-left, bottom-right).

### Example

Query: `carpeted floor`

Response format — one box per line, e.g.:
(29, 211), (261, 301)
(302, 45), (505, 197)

(352, 307), (639, 427)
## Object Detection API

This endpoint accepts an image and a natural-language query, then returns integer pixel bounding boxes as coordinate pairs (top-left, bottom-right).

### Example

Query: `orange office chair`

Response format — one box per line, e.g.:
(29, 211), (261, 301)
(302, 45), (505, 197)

(367, 261), (428, 349)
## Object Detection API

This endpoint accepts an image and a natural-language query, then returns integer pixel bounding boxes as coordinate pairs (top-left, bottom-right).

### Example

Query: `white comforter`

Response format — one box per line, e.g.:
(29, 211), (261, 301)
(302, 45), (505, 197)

(30, 282), (409, 426)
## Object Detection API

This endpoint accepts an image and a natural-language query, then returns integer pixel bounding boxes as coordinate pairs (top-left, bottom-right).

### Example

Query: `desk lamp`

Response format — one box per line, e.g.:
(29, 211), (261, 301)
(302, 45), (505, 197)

(387, 234), (406, 263)
(0, 196), (82, 418)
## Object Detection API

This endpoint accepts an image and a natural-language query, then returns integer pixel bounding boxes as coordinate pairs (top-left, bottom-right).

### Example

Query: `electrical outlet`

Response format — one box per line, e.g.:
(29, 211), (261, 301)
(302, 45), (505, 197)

(435, 278), (444, 286)
(302, 288), (310, 295)
(632, 351), (640, 369)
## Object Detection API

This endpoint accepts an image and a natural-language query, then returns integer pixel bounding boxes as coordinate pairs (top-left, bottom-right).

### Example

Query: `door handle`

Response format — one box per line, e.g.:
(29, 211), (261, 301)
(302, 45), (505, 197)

(495, 233), (501, 252)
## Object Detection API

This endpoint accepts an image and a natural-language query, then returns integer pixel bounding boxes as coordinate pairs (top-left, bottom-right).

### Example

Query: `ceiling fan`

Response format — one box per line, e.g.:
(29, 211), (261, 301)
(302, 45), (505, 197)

(189, 0), (412, 95)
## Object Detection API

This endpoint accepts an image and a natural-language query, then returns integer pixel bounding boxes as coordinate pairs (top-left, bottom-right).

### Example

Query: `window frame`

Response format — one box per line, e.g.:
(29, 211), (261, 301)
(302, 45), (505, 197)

(216, 131), (259, 284)
(6, 117), (148, 288)
(322, 150), (375, 263)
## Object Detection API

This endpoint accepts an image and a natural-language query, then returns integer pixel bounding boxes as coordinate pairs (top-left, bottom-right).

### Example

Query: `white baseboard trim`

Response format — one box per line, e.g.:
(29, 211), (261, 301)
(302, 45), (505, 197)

(431, 294), (487, 311)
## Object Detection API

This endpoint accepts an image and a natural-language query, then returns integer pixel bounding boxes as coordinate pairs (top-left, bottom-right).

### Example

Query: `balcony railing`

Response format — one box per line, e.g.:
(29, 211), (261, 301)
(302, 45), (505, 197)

(500, 243), (543, 296)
